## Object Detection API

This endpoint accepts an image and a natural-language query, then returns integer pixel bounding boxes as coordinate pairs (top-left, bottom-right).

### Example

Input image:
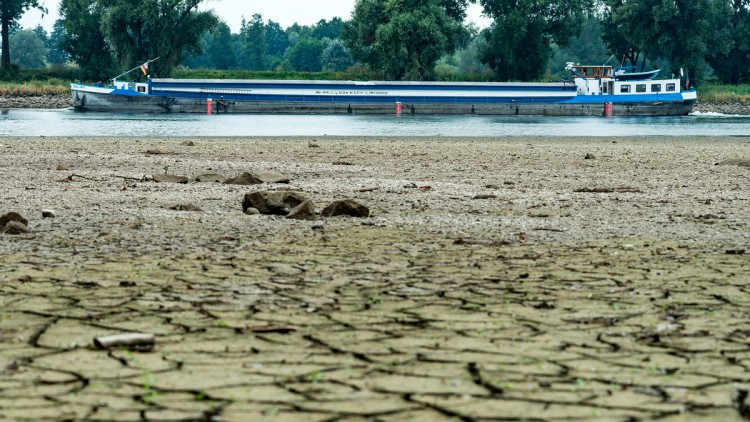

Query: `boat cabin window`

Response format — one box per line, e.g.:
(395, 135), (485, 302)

(137, 85), (146, 93)
(620, 85), (631, 93)
(636, 84), (647, 93)
(573, 66), (613, 79)
(651, 84), (661, 93)
(666, 83), (676, 92)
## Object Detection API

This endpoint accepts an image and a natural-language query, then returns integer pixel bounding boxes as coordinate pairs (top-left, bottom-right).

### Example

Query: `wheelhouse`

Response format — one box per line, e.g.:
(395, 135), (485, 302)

(569, 65), (613, 79)
(567, 62), (684, 97)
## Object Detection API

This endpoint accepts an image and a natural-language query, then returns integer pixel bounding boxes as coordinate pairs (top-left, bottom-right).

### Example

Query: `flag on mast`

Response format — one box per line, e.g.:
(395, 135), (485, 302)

(140, 62), (149, 75)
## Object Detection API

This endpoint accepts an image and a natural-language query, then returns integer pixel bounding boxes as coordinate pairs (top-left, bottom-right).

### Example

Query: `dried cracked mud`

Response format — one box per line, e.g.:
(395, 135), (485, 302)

(1, 135), (749, 421)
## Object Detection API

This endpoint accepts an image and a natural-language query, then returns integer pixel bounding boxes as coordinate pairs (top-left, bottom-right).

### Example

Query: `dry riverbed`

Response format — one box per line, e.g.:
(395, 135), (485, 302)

(1, 136), (750, 421)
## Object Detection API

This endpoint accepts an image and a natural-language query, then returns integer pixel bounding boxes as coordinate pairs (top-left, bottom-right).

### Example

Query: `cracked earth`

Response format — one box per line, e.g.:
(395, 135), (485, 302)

(1, 136), (749, 421)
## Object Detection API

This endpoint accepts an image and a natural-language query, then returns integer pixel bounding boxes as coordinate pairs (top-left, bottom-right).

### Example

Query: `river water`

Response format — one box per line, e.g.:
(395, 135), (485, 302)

(0, 108), (748, 137)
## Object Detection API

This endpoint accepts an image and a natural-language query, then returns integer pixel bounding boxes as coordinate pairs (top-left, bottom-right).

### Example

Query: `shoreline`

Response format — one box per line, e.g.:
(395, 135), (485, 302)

(1, 93), (748, 115)
(1, 136), (749, 420)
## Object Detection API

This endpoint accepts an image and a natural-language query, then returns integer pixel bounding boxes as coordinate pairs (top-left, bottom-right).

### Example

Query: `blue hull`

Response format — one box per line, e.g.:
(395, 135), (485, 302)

(70, 78), (696, 116)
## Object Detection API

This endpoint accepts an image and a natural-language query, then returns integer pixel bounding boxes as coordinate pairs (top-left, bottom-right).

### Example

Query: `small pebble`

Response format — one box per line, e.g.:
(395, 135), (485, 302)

(42, 209), (56, 218)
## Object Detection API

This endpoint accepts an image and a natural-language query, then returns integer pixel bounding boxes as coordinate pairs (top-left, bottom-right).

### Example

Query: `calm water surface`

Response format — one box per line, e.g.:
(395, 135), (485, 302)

(1, 108), (748, 137)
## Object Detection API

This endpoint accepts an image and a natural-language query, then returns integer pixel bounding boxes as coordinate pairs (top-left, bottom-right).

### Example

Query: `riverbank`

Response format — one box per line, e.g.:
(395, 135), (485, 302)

(1, 136), (749, 421)
(1, 93), (749, 115)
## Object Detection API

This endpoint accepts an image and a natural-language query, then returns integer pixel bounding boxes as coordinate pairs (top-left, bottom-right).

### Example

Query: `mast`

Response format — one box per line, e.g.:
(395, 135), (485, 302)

(112, 58), (160, 82)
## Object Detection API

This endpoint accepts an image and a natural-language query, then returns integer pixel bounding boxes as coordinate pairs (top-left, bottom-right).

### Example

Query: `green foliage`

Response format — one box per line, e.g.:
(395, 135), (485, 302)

(59, 0), (118, 80)
(184, 16), (350, 73)
(1, 0), (46, 69)
(266, 21), (289, 58)
(287, 38), (324, 72)
(708, 0), (750, 84)
(0, 80), (69, 95)
(239, 14), (267, 70)
(184, 22), (237, 70)
(9, 29), (46, 68)
(699, 83), (750, 102)
(312, 17), (344, 40)
(436, 33), (491, 79)
(343, 0), (469, 80)
(15, 0), (745, 86)
(600, 0), (645, 68)
(549, 16), (610, 75)
(47, 20), (69, 65)
(208, 23), (236, 70)
(171, 68), (380, 81)
(97, 0), (219, 77)
(477, 0), (592, 81)
(0, 67), (83, 96)
(604, 0), (731, 82)
(0, 66), (81, 82)
(320, 38), (354, 72)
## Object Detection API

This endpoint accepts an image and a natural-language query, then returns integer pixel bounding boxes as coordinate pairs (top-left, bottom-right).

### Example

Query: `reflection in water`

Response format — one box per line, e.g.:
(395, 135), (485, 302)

(0, 108), (748, 137)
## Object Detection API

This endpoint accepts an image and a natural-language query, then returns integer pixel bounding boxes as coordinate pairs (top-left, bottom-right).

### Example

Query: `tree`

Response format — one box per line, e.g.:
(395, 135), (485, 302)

(606, 0), (731, 82)
(266, 20), (288, 58)
(320, 38), (354, 71)
(59, 0), (118, 79)
(183, 21), (236, 69)
(477, 0), (591, 81)
(239, 14), (267, 70)
(600, 0), (645, 69)
(549, 15), (609, 73)
(9, 28), (46, 67)
(288, 38), (323, 71)
(343, 0), (469, 80)
(312, 17), (343, 40)
(31, 24), (46, 45)
(208, 22), (236, 70)
(708, 0), (750, 84)
(98, 0), (218, 76)
(47, 20), (69, 66)
(1, 0), (45, 70)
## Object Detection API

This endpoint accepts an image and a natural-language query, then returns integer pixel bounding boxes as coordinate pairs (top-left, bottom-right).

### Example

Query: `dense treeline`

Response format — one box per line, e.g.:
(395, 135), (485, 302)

(1, 0), (749, 85)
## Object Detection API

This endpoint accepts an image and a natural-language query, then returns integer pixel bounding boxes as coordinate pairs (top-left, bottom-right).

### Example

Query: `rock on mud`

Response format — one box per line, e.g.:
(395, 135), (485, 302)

(0, 211), (28, 227)
(321, 199), (370, 218)
(2, 220), (29, 235)
(225, 171), (290, 185)
(287, 199), (317, 220)
(152, 174), (189, 183)
(243, 191), (310, 215)
(195, 173), (225, 183)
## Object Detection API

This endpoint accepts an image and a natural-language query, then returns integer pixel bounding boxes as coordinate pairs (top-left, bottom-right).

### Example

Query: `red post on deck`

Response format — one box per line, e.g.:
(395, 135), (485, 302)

(396, 101), (402, 115)
(207, 98), (213, 115)
(604, 102), (613, 118)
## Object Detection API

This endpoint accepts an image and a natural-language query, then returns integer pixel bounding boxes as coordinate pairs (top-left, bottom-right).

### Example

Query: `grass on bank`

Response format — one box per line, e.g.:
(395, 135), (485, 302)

(0, 79), (69, 95)
(698, 83), (750, 103)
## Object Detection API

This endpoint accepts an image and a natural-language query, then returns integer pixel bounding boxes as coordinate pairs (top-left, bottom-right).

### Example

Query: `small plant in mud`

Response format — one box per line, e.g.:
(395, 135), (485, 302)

(121, 347), (159, 404)
(305, 370), (325, 384)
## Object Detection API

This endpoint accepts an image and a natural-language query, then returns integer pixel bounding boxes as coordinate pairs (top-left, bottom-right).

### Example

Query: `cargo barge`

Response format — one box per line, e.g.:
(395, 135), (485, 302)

(70, 63), (696, 116)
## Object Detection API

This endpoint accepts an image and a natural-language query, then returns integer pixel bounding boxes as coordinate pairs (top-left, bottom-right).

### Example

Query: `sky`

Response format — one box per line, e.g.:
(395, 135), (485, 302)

(19, 0), (491, 33)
